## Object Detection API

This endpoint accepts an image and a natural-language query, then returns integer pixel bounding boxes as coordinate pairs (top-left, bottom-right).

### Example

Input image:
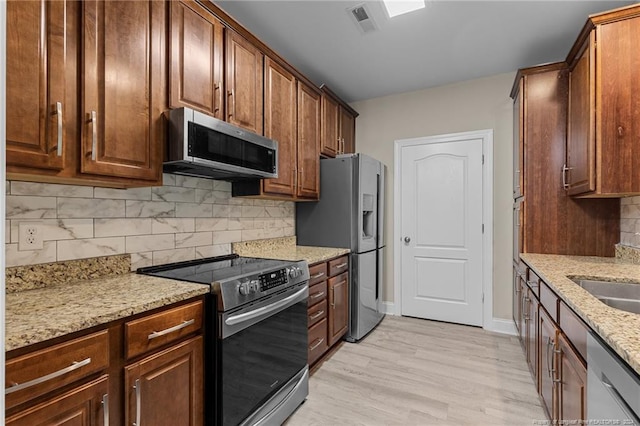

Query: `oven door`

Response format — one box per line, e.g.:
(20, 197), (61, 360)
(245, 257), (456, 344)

(218, 283), (308, 426)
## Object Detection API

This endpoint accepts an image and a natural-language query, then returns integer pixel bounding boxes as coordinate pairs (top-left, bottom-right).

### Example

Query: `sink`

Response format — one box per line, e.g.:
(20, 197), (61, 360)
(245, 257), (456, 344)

(574, 279), (640, 315)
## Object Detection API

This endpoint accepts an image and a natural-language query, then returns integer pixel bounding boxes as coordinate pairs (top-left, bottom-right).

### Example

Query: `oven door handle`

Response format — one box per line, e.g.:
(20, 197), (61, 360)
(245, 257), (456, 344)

(225, 286), (308, 327)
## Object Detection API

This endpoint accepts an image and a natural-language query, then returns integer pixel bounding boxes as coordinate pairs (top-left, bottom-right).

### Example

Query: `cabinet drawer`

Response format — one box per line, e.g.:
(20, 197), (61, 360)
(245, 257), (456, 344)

(125, 300), (203, 360)
(308, 281), (327, 307)
(328, 255), (349, 277)
(308, 299), (328, 328)
(308, 318), (329, 366)
(540, 281), (559, 323)
(559, 301), (588, 361)
(5, 330), (109, 410)
(309, 262), (328, 286)
(526, 269), (540, 297)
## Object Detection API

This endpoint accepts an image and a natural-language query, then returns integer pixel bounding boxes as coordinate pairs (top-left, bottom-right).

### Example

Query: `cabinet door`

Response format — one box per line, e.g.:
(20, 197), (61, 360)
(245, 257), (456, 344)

(170, 0), (224, 118)
(597, 16), (640, 194)
(557, 332), (587, 423)
(225, 31), (263, 135)
(263, 57), (297, 196)
(513, 78), (524, 198)
(513, 200), (523, 263)
(340, 107), (356, 154)
(526, 287), (538, 386)
(6, 375), (109, 426)
(81, 0), (165, 183)
(125, 336), (203, 426)
(6, 0), (75, 171)
(328, 272), (349, 346)
(297, 82), (321, 199)
(513, 266), (522, 335)
(539, 307), (558, 421)
(320, 94), (340, 157)
(566, 37), (595, 195)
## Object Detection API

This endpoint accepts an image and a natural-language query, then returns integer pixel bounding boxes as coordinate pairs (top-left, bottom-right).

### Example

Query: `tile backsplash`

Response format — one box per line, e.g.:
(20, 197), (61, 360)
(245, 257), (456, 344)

(621, 196), (640, 248)
(5, 175), (295, 270)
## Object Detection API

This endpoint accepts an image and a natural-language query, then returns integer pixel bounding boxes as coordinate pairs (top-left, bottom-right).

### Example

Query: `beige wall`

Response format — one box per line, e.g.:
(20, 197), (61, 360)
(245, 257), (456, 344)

(351, 72), (516, 320)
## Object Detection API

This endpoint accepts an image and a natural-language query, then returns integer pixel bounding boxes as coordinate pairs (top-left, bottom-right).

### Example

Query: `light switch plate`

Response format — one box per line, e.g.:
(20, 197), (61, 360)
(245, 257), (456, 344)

(18, 222), (44, 251)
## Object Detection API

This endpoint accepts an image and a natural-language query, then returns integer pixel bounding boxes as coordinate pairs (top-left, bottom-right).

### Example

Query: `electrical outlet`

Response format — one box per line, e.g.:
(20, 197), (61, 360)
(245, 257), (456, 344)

(18, 222), (44, 251)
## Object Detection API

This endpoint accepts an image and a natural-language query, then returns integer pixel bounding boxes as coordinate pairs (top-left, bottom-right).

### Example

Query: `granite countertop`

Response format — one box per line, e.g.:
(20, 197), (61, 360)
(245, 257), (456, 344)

(5, 273), (209, 353)
(233, 236), (350, 264)
(521, 253), (640, 375)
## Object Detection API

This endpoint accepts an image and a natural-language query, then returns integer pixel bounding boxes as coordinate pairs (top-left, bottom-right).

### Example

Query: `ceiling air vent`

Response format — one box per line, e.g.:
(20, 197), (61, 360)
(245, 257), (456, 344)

(348, 3), (378, 34)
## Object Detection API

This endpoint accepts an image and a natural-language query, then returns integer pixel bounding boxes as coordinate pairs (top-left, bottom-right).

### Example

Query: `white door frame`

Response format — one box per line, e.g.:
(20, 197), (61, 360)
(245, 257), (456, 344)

(393, 129), (493, 330)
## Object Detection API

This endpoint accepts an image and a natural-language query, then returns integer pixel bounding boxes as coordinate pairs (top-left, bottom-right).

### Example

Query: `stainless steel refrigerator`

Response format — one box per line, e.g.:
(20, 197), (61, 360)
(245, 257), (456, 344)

(296, 153), (385, 342)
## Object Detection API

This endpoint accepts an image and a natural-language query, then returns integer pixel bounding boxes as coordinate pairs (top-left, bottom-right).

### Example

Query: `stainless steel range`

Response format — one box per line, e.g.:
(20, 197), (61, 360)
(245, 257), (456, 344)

(138, 254), (310, 426)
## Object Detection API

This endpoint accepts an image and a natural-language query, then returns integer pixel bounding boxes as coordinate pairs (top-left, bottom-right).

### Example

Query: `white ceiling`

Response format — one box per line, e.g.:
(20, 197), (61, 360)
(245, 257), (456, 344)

(213, 0), (636, 102)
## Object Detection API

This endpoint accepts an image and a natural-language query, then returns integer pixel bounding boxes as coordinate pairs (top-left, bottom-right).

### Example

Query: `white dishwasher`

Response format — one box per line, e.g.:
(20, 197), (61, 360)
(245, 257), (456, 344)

(588, 332), (640, 425)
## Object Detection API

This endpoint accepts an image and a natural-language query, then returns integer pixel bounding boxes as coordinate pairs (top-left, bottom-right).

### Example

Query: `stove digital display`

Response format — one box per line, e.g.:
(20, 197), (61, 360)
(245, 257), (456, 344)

(259, 269), (287, 291)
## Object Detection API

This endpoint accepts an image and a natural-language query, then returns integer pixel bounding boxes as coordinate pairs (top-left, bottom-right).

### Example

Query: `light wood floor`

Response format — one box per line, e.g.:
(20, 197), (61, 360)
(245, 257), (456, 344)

(286, 315), (546, 426)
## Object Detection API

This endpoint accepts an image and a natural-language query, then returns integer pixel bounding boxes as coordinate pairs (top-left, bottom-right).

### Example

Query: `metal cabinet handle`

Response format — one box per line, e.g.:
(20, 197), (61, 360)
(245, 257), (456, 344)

(90, 110), (97, 161)
(309, 338), (325, 351)
(310, 272), (325, 279)
(335, 262), (348, 269)
(227, 90), (235, 118)
(309, 291), (325, 300)
(298, 168), (304, 189)
(55, 101), (63, 156)
(214, 82), (221, 114)
(309, 310), (325, 320)
(5, 358), (92, 394)
(330, 287), (335, 308)
(546, 337), (554, 377)
(133, 379), (141, 426)
(148, 319), (195, 340)
(102, 393), (109, 426)
(562, 164), (572, 189)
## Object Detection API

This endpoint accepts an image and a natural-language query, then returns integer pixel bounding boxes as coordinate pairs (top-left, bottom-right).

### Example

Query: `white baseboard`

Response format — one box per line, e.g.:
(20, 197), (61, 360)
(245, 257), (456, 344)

(380, 301), (396, 315)
(484, 318), (517, 336)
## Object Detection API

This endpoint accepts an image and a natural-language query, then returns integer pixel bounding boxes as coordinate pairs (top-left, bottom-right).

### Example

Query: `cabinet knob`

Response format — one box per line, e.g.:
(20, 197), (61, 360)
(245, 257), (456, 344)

(404, 236), (411, 243)
(618, 126), (624, 137)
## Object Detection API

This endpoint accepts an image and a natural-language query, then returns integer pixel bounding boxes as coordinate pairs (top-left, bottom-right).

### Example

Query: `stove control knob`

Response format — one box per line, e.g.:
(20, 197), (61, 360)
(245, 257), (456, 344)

(249, 279), (260, 292)
(288, 266), (300, 278)
(238, 281), (251, 296)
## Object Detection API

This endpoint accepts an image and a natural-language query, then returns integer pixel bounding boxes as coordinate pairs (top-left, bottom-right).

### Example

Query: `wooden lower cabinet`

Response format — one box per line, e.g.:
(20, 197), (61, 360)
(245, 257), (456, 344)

(539, 306), (558, 420)
(307, 255), (349, 367)
(557, 332), (587, 422)
(524, 286), (538, 383)
(125, 336), (204, 426)
(6, 375), (109, 426)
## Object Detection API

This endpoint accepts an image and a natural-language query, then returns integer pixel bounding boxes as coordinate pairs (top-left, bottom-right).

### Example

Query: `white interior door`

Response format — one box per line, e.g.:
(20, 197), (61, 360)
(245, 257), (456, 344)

(400, 135), (483, 326)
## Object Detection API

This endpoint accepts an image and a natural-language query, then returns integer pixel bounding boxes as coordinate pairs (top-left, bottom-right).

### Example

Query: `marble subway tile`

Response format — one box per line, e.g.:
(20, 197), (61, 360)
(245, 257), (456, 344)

(622, 204), (640, 219)
(126, 200), (175, 218)
(162, 173), (177, 186)
(284, 226), (295, 236)
(253, 220), (266, 229)
(95, 218), (152, 238)
(93, 187), (152, 200)
(6, 195), (57, 219)
(11, 219), (94, 242)
(622, 219), (636, 233)
(241, 229), (265, 241)
(175, 232), (213, 248)
(10, 182), (94, 198)
(152, 186), (196, 203)
(175, 175), (214, 189)
(212, 204), (231, 218)
(629, 196), (640, 205)
(265, 206), (286, 218)
(196, 189), (230, 204)
(227, 205), (242, 218)
(126, 234), (175, 253)
(196, 244), (231, 259)
(230, 197), (253, 206)
(131, 252), (153, 271)
(195, 218), (228, 232)
(58, 198), (125, 218)
(622, 197), (633, 205)
(5, 220), (10, 243)
(175, 202), (213, 218)
(213, 181), (231, 192)
(242, 206), (267, 218)
(212, 230), (242, 244)
(57, 237), (125, 262)
(6, 241), (57, 267)
(152, 247), (196, 265)
(6, 181), (10, 194)
(263, 227), (285, 239)
(227, 218), (254, 230)
(152, 218), (195, 234)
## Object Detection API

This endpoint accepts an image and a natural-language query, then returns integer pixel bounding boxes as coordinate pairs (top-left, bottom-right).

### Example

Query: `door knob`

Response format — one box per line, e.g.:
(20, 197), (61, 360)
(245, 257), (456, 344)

(404, 236), (411, 243)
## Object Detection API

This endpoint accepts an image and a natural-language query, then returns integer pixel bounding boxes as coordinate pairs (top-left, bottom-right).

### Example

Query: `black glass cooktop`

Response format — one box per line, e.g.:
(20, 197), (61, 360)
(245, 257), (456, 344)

(137, 254), (293, 284)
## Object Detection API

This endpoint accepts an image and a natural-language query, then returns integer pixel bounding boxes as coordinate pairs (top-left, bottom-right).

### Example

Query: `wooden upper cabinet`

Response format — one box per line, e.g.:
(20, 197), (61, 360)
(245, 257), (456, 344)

(6, 0), (76, 171)
(566, 37), (595, 195)
(340, 107), (356, 154)
(320, 94), (339, 157)
(263, 57), (297, 196)
(169, 0), (224, 119)
(225, 30), (264, 135)
(297, 82), (321, 199)
(566, 7), (640, 196)
(81, 0), (165, 183)
(513, 78), (524, 199)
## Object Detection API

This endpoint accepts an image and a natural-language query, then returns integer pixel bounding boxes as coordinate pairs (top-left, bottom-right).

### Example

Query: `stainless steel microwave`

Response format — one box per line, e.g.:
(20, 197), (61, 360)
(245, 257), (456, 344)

(165, 107), (278, 181)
